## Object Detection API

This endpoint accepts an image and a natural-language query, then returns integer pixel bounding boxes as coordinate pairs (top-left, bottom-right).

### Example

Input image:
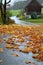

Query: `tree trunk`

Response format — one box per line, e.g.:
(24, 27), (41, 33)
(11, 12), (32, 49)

(0, 0), (11, 24)
(3, 0), (6, 24)
(0, 0), (4, 23)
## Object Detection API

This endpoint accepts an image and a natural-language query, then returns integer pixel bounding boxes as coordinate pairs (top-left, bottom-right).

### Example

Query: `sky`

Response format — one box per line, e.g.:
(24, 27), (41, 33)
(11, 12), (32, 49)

(0, 0), (26, 8)
(2, 0), (26, 6)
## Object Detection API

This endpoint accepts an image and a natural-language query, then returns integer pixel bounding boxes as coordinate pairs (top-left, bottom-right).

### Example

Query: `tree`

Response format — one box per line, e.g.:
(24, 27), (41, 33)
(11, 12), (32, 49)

(0, 0), (11, 24)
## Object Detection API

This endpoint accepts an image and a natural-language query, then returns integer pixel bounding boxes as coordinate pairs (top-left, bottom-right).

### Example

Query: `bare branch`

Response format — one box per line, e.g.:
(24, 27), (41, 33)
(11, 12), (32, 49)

(6, 0), (11, 4)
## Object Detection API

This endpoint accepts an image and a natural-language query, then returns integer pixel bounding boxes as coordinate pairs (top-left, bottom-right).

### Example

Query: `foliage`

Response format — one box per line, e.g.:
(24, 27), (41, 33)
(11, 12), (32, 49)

(16, 14), (20, 17)
(20, 15), (25, 20)
(31, 12), (37, 19)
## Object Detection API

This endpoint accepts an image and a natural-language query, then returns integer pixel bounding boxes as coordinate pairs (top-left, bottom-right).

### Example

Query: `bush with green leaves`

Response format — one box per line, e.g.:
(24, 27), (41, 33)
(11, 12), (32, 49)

(16, 14), (20, 17)
(20, 15), (25, 20)
(31, 12), (37, 19)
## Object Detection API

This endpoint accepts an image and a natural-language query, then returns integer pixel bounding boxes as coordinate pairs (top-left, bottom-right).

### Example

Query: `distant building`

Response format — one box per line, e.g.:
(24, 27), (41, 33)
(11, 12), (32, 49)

(25, 0), (43, 15)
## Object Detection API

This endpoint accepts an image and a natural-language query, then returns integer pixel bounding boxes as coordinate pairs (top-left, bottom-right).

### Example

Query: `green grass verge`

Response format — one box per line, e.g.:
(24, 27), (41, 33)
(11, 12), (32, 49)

(25, 18), (43, 23)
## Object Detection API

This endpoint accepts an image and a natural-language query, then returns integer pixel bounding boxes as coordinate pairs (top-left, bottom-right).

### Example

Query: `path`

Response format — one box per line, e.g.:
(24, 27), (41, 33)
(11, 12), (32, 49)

(10, 16), (39, 26)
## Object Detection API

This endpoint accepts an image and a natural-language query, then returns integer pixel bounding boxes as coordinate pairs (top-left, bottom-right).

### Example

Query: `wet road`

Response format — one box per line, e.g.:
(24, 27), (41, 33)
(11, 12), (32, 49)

(0, 34), (43, 65)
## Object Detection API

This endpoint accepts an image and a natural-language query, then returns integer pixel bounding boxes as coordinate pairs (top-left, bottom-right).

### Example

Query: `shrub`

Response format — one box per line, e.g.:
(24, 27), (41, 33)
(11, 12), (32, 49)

(16, 14), (20, 17)
(31, 12), (37, 19)
(20, 15), (25, 20)
(6, 18), (15, 24)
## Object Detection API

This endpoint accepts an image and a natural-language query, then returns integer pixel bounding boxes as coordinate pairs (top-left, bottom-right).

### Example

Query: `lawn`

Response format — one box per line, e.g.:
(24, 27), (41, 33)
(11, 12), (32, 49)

(9, 10), (21, 16)
(41, 8), (43, 14)
(25, 18), (43, 23)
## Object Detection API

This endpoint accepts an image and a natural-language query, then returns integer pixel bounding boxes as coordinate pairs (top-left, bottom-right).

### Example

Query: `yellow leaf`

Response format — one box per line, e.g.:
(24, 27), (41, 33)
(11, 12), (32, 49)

(0, 48), (3, 52)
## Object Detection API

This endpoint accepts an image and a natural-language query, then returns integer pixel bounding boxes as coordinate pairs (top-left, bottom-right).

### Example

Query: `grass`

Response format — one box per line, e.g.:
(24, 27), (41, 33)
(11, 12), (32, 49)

(25, 18), (43, 23)
(8, 10), (21, 16)
(41, 8), (43, 14)
(8, 8), (43, 16)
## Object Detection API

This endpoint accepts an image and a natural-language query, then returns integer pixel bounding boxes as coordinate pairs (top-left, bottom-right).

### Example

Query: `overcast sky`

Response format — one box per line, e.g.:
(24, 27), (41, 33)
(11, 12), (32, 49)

(2, 0), (26, 6)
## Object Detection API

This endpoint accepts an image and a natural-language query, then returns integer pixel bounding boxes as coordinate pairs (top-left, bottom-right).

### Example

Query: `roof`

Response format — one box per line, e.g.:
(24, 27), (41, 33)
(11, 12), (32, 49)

(25, 0), (43, 7)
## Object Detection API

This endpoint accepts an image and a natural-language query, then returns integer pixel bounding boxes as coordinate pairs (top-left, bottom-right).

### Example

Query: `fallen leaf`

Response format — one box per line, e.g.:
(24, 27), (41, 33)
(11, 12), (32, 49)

(0, 60), (3, 63)
(11, 53), (19, 57)
(6, 44), (14, 49)
(0, 38), (3, 43)
(25, 60), (31, 64)
(20, 47), (32, 53)
(0, 48), (3, 52)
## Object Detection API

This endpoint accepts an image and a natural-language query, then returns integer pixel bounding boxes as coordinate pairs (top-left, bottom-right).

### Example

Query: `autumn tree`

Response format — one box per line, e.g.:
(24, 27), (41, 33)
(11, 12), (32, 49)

(0, 0), (11, 24)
